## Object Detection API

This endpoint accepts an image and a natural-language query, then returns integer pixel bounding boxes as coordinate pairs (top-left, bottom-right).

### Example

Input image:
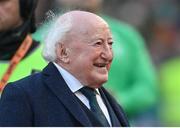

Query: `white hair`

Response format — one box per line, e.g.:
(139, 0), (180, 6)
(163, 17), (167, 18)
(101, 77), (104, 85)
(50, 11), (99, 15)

(42, 13), (72, 62)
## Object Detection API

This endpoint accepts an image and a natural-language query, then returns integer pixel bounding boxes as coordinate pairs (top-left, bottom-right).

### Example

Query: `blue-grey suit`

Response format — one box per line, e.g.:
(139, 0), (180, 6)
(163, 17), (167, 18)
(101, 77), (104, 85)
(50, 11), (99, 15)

(0, 63), (129, 126)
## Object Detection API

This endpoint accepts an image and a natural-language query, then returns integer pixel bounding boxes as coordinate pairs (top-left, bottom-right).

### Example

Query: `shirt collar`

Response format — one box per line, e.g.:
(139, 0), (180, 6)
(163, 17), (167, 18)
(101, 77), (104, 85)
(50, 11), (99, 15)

(53, 62), (83, 93)
(53, 62), (100, 95)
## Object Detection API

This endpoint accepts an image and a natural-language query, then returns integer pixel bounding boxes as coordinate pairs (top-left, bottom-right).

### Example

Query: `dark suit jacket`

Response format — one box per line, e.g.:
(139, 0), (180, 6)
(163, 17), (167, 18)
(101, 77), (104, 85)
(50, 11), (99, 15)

(0, 62), (129, 126)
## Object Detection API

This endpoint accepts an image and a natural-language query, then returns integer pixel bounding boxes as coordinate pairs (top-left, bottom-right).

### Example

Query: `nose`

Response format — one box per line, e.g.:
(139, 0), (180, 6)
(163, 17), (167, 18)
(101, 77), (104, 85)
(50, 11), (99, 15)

(100, 44), (113, 62)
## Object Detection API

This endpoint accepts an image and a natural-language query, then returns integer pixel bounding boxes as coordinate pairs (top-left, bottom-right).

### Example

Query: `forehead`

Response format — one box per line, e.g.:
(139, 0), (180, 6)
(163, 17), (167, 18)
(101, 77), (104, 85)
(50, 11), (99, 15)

(73, 17), (111, 38)
(89, 24), (112, 38)
(59, 11), (112, 41)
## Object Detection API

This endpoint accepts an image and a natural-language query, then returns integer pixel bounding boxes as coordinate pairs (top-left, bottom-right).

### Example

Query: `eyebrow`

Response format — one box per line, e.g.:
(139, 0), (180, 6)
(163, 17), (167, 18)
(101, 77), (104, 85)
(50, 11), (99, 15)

(90, 36), (113, 41)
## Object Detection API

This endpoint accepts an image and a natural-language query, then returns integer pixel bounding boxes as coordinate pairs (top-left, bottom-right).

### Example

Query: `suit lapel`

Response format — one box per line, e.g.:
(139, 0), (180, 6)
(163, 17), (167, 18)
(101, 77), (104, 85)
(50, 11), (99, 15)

(42, 63), (92, 126)
(99, 87), (130, 127)
(99, 88), (121, 126)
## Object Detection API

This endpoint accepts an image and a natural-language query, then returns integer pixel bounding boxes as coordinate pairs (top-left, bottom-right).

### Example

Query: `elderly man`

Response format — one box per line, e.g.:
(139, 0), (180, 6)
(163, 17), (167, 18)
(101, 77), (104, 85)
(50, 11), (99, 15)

(0, 11), (129, 127)
(34, 0), (158, 121)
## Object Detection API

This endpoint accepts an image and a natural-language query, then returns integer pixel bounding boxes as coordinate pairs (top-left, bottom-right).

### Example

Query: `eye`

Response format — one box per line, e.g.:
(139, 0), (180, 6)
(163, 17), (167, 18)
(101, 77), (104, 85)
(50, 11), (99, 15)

(94, 41), (103, 46)
(108, 42), (113, 48)
(108, 42), (113, 46)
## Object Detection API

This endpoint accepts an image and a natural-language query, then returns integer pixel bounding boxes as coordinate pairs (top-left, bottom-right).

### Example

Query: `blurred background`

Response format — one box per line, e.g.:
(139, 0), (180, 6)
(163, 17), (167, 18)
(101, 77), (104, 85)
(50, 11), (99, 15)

(34, 0), (180, 126)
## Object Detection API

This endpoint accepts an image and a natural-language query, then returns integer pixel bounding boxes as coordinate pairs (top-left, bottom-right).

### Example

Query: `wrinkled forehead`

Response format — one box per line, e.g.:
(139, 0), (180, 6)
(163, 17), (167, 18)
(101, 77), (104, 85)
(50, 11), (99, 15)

(80, 12), (109, 34)
(76, 20), (109, 35)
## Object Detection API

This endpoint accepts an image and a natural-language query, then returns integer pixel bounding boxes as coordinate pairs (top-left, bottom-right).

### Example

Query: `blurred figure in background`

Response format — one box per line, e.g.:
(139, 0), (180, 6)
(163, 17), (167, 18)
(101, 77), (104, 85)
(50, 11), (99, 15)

(0, 0), (47, 92)
(33, 0), (158, 126)
(148, 0), (180, 126)
(159, 55), (180, 126)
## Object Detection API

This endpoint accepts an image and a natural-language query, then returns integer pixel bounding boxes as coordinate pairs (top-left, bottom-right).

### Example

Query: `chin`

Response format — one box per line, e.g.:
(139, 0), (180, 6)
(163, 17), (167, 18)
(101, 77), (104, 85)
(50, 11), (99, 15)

(93, 77), (108, 88)
(85, 73), (108, 88)
(99, 74), (108, 82)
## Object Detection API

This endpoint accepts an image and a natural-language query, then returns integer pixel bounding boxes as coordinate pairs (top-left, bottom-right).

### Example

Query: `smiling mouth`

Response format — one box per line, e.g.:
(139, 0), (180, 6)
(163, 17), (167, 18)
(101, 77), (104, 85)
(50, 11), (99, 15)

(94, 63), (107, 68)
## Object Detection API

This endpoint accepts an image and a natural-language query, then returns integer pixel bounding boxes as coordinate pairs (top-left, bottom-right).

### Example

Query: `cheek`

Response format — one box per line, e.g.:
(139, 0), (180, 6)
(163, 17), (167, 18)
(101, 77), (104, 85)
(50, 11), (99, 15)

(73, 53), (95, 76)
(72, 47), (97, 63)
(69, 46), (101, 74)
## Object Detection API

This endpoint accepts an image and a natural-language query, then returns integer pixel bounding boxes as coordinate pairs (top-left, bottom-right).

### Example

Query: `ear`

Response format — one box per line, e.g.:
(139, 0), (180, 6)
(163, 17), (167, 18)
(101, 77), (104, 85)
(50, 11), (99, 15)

(56, 43), (70, 63)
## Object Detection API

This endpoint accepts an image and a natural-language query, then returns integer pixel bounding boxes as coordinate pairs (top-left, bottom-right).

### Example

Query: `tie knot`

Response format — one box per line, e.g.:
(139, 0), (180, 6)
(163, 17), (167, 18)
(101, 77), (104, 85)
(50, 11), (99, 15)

(79, 87), (96, 100)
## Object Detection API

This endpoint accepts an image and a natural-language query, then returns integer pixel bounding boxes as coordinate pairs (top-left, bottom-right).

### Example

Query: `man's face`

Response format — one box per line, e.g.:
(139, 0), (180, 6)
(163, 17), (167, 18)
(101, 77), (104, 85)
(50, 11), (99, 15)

(0, 0), (22, 31)
(63, 19), (113, 88)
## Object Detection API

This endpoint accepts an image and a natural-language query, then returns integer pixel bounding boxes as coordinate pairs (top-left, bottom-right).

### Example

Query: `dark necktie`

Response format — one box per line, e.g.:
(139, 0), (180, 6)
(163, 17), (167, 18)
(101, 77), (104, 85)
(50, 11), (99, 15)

(80, 87), (110, 127)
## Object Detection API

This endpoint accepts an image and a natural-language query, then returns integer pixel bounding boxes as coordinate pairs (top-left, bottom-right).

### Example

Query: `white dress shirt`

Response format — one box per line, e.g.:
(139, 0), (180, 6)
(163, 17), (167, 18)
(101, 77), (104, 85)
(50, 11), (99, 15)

(53, 62), (112, 126)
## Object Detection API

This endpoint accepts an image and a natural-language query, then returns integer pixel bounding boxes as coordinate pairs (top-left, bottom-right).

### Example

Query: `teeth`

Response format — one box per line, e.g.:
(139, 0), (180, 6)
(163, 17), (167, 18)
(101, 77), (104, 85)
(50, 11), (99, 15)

(96, 63), (106, 67)
(100, 64), (105, 67)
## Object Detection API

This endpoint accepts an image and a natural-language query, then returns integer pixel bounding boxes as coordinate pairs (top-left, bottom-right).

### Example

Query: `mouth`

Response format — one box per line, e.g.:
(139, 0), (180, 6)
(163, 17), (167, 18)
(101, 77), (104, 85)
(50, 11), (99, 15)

(93, 63), (109, 69)
(93, 63), (110, 76)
